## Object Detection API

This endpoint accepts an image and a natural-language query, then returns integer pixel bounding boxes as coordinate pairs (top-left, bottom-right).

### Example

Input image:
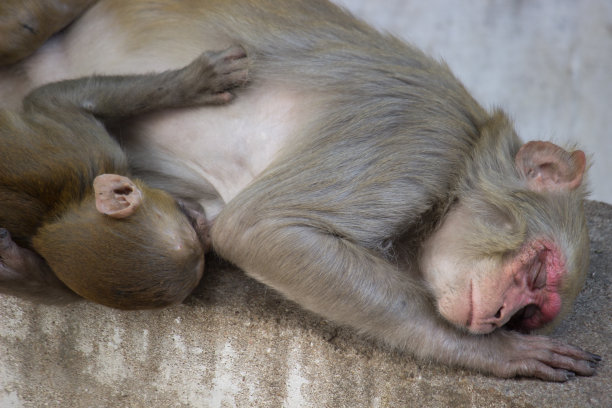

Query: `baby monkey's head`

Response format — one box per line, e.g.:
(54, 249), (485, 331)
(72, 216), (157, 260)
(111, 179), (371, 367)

(33, 174), (207, 309)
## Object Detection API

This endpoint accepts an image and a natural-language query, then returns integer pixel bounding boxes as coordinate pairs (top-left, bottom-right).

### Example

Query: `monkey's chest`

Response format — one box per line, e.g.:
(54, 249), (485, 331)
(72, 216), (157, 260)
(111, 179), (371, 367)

(121, 83), (316, 216)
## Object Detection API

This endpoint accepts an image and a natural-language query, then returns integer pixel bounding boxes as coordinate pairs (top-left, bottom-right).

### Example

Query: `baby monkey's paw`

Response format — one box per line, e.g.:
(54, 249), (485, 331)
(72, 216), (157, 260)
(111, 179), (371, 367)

(180, 45), (250, 105)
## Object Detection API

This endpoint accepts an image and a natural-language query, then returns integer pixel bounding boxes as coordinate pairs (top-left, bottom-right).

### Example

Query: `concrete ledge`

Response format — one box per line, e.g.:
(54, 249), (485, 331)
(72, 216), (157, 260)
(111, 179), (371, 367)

(1, 201), (610, 407)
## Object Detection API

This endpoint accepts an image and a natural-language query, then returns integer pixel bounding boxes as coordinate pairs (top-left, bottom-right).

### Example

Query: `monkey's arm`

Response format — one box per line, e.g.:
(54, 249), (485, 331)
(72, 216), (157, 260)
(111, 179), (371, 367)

(212, 200), (599, 382)
(10, 46), (248, 192)
(22, 46), (247, 122)
(0, 0), (98, 65)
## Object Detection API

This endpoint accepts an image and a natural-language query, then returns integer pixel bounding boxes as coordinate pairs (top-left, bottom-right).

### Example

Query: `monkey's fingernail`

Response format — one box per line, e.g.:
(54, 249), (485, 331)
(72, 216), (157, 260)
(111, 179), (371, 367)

(588, 361), (598, 369)
(588, 353), (602, 362)
(563, 371), (577, 381)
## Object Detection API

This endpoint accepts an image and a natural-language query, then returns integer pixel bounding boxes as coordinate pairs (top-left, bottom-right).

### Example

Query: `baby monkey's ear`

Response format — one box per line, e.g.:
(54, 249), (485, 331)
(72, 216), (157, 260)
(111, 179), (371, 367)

(93, 174), (143, 219)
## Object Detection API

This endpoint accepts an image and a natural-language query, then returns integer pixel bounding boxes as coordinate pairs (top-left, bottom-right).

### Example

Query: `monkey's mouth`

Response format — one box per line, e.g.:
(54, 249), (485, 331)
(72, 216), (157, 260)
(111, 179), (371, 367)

(504, 304), (541, 332)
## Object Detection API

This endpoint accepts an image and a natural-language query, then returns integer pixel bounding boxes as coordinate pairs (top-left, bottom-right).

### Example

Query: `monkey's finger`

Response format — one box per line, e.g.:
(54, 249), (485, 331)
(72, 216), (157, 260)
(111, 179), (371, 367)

(515, 360), (578, 382)
(220, 57), (250, 76)
(208, 45), (247, 63)
(220, 70), (249, 89)
(194, 91), (235, 105)
(522, 335), (600, 361)
(210, 56), (250, 90)
(522, 337), (600, 376)
(537, 352), (598, 377)
(549, 340), (602, 362)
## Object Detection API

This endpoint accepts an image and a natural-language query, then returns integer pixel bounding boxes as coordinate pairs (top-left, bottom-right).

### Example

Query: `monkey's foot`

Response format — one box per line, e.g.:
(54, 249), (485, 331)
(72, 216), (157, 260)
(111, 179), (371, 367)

(0, 228), (77, 300)
(0, 228), (46, 280)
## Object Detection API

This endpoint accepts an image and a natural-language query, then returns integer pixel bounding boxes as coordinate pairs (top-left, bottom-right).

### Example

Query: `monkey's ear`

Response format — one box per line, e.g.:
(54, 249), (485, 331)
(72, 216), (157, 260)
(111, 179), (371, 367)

(93, 174), (143, 219)
(515, 141), (586, 192)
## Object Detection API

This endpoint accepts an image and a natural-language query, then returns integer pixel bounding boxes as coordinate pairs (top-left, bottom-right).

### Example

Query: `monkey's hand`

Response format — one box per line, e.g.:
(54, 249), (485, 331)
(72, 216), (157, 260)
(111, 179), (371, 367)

(23, 44), (249, 120)
(482, 330), (601, 381)
(173, 45), (250, 105)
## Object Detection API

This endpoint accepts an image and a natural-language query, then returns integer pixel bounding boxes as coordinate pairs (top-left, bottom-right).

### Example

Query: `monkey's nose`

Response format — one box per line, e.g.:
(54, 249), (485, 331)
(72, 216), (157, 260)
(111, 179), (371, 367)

(469, 305), (515, 334)
(491, 305), (511, 327)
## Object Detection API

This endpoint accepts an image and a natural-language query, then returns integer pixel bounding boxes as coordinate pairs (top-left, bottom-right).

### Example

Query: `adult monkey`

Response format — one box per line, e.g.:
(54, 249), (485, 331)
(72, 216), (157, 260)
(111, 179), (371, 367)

(0, 0), (600, 380)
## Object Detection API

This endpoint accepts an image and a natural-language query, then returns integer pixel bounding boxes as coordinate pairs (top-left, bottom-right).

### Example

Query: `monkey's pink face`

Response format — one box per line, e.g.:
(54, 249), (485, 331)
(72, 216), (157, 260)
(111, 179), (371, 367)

(465, 239), (564, 334)
(422, 140), (587, 335)
(420, 205), (570, 335)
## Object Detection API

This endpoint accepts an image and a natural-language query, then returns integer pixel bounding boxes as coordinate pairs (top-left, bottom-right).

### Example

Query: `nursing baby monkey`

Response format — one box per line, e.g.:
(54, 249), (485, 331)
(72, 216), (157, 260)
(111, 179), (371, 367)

(0, 0), (601, 380)
(0, 45), (248, 308)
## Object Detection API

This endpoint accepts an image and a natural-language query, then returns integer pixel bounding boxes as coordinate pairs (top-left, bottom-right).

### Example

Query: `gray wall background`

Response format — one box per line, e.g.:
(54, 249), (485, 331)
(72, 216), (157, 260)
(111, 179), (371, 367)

(336, 0), (612, 204)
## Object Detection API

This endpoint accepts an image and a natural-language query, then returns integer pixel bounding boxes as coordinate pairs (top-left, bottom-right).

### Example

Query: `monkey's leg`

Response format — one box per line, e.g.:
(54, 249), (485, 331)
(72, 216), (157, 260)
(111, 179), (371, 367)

(23, 45), (248, 120)
(212, 207), (600, 382)
(0, 0), (98, 65)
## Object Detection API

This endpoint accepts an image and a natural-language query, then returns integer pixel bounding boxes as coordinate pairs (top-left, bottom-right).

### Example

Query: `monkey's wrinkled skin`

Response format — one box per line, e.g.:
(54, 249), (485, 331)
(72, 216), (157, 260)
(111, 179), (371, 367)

(0, 0), (601, 381)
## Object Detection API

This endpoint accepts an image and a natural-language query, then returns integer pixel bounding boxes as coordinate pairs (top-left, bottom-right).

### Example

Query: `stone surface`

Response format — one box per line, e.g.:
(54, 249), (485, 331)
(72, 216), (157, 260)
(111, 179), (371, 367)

(0, 201), (610, 407)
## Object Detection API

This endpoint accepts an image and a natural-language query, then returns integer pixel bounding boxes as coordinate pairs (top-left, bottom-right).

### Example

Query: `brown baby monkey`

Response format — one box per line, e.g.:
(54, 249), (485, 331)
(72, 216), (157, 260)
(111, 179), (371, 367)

(0, 46), (248, 309)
